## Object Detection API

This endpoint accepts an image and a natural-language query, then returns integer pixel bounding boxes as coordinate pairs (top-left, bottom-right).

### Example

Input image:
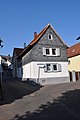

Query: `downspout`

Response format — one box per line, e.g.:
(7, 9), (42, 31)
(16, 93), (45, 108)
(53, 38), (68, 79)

(37, 64), (45, 84)
(37, 67), (40, 84)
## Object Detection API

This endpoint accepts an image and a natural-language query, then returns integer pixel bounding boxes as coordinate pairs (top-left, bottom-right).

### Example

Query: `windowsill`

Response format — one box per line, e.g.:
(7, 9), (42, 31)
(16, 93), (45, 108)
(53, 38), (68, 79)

(44, 70), (59, 73)
(43, 55), (60, 57)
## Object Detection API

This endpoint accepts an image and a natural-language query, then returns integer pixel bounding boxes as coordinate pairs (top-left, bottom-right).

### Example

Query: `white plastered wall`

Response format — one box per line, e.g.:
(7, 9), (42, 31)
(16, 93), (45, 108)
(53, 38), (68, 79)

(22, 61), (69, 79)
(22, 63), (31, 80)
(68, 55), (80, 72)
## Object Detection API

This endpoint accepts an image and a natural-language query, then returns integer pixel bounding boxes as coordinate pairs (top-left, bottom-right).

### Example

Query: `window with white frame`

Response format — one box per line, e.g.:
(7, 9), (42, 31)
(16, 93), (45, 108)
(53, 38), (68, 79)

(44, 63), (61, 72)
(48, 34), (53, 40)
(52, 49), (56, 55)
(44, 63), (52, 72)
(46, 48), (50, 55)
(43, 47), (60, 56)
(68, 60), (70, 65)
(53, 64), (57, 71)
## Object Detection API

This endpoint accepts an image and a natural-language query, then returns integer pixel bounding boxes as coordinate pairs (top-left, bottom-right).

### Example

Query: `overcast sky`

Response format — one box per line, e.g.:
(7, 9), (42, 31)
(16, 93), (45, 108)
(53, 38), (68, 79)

(0, 0), (80, 55)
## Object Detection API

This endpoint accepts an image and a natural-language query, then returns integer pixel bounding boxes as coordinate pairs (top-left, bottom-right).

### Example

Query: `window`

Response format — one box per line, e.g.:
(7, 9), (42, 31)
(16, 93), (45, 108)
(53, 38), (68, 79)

(46, 48), (50, 55)
(44, 64), (52, 72)
(52, 49), (56, 55)
(46, 64), (51, 71)
(43, 48), (50, 56)
(48, 34), (53, 40)
(44, 63), (61, 72)
(53, 64), (57, 71)
(43, 47), (60, 56)
(68, 60), (70, 65)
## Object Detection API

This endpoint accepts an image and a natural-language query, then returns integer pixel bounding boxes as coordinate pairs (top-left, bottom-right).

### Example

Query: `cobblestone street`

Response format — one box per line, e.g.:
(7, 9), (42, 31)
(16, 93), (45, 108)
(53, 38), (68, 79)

(1, 79), (80, 120)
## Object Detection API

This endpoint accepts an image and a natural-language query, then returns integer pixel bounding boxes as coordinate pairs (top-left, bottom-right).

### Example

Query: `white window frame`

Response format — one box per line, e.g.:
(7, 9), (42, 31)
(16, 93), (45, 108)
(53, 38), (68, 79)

(52, 48), (56, 55)
(44, 63), (52, 72)
(52, 64), (58, 71)
(46, 48), (50, 55)
(43, 47), (60, 56)
(44, 63), (61, 72)
(48, 34), (53, 40)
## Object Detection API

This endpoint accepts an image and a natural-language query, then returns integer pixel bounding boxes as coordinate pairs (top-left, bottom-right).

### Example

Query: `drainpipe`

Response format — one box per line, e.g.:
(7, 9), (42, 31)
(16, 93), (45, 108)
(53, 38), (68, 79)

(37, 67), (40, 84)
(37, 64), (45, 84)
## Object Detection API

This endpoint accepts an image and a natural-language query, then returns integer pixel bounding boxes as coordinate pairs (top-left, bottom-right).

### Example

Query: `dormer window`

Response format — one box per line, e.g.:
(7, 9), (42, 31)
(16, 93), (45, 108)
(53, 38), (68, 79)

(48, 34), (53, 40)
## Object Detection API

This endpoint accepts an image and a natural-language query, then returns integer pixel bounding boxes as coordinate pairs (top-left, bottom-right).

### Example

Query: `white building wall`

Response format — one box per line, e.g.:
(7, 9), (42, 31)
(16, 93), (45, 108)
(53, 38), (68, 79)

(22, 61), (70, 85)
(31, 62), (69, 78)
(22, 63), (31, 80)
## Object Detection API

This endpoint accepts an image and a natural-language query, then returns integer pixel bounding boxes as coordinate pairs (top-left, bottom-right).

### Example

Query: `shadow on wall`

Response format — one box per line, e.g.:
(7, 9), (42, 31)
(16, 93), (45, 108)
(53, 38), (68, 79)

(0, 80), (42, 106)
(11, 89), (80, 120)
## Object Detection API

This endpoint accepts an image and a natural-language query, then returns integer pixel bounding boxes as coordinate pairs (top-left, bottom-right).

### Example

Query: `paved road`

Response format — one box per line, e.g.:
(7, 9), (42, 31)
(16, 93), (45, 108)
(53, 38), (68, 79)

(0, 79), (80, 120)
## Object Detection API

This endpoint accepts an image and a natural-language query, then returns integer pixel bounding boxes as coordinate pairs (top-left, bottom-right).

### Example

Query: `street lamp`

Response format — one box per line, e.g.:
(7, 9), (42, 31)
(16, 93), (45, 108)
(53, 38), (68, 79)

(0, 38), (3, 100)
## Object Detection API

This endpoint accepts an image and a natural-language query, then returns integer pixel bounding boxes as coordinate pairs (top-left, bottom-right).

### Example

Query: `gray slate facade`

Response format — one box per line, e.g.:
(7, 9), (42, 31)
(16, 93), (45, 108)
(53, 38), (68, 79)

(22, 26), (68, 65)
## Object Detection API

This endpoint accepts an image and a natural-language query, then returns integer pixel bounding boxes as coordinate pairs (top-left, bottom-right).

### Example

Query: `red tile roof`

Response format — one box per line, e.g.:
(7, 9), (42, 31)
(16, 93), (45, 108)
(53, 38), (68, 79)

(18, 24), (68, 58)
(18, 24), (49, 58)
(67, 43), (80, 58)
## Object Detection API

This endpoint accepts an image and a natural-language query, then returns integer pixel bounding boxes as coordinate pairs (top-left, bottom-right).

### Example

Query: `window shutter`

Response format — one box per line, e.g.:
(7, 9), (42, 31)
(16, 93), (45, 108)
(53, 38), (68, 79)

(56, 48), (60, 56)
(44, 64), (52, 72)
(44, 65), (47, 72)
(58, 64), (61, 72)
(43, 47), (46, 56)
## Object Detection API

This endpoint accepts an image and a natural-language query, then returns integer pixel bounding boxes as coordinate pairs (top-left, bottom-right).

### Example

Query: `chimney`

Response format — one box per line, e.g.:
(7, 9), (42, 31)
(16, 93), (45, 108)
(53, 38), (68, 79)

(34, 32), (37, 38)
(24, 43), (26, 48)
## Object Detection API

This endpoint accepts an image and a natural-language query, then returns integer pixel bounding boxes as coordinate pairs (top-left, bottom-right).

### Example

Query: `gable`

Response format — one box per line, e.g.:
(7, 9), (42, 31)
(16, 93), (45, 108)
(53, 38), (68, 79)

(37, 26), (66, 47)
(18, 24), (68, 58)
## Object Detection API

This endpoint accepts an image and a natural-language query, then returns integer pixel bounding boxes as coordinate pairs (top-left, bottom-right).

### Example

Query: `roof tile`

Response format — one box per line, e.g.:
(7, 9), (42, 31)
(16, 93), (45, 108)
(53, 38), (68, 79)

(67, 43), (80, 58)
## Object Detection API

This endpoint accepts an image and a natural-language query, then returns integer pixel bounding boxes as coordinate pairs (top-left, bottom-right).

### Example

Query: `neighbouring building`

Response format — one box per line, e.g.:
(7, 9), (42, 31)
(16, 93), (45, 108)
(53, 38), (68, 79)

(12, 48), (24, 78)
(0, 55), (12, 76)
(67, 42), (80, 81)
(17, 24), (70, 85)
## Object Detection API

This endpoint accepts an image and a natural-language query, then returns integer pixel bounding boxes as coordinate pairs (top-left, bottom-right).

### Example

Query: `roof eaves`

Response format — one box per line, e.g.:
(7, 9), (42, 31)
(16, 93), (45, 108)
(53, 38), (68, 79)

(18, 24), (50, 58)
(49, 24), (68, 47)
(68, 53), (80, 58)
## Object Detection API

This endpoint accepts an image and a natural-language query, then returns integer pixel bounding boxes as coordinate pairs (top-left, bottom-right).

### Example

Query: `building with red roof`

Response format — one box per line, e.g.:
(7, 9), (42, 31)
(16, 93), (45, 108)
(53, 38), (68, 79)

(17, 24), (70, 85)
(12, 48), (24, 78)
(67, 43), (80, 81)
